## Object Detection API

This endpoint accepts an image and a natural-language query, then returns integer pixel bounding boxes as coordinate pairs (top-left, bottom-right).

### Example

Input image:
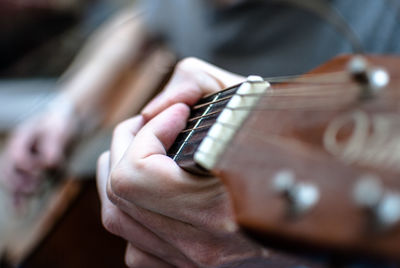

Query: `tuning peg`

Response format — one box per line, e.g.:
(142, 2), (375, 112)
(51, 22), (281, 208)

(353, 175), (400, 229)
(348, 56), (390, 99)
(272, 170), (320, 215)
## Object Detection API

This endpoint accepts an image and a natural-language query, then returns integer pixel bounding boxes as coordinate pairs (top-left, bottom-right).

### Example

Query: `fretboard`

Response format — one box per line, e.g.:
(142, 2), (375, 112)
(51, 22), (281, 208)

(167, 76), (270, 175)
(167, 83), (242, 175)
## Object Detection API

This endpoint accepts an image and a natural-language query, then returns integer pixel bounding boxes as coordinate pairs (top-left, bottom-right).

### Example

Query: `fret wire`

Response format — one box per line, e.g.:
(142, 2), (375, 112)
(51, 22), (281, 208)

(188, 110), (222, 122)
(181, 121), (244, 134)
(172, 93), (221, 160)
(193, 95), (234, 110)
(168, 135), (229, 158)
(181, 123), (214, 133)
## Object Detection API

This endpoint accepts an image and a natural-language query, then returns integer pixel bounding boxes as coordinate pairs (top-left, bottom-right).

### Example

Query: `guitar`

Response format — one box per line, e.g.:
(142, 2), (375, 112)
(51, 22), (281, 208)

(168, 55), (400, 261)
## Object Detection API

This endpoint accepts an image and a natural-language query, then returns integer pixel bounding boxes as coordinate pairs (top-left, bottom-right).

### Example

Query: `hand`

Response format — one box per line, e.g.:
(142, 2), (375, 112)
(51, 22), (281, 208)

(97, 58), (267, 267)
(0, 95), (80, 204)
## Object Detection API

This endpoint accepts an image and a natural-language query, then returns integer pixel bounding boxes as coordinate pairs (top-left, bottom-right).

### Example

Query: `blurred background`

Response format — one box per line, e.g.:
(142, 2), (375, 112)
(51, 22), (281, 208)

(0, 1), (133, 267)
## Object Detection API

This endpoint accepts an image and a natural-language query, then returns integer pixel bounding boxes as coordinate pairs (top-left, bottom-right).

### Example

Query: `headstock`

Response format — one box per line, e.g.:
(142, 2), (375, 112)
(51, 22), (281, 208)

(168, 55), (400, 260)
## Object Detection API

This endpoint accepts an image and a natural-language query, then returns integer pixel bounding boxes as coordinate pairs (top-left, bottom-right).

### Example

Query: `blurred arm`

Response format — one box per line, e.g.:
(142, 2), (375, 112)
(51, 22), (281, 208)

(55, 6), (154, 131)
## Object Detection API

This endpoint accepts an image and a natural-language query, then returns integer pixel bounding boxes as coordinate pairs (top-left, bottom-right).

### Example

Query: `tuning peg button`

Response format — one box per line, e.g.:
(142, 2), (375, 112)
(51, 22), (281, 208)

(348, 56), (390, 99)
(272, 170), (320, 214)
(376, 193), (400, 228)
(354, 175), (400, 229)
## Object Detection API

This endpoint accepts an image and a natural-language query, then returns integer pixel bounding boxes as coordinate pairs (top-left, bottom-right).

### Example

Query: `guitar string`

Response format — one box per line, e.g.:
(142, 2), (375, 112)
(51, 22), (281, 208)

(168, 134), (232, 157)
(186, 84), (360, 124)
(180, 85), (399, 134)
(188, 95), (357, 127)
(180, 99), (355, 134)
(179, 88), (359, 134)
(172, 95), (400, 166)
(262, 70), (347, 83)
(172, 68), (395, 148)
(192, 79), (354, 110)
(169, 122), (246, 157)
(199, 70), (349, 100)
(194, 84), (347, 109)
(189, 72), (400, 120)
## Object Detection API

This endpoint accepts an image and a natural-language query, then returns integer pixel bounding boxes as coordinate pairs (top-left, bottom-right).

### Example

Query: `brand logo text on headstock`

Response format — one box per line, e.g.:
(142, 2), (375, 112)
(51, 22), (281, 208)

(324, 110), (400, 172)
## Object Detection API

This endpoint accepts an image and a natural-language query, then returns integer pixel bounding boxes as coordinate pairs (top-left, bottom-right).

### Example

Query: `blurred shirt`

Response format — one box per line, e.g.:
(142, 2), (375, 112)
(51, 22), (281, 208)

(140, 0), (400, 76)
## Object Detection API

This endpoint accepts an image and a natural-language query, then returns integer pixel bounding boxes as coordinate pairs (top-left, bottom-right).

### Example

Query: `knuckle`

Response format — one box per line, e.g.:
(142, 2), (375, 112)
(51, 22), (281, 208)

(131, 158), (147, 174)
(193, 251), (218, 267)
(125, 248), (144, 268)
(101, 206), (122, 236)
(112, 122), (125, 139)
(97, 151), (109, 169)
(108, 165), (131, 200)
(182, 243), (221, 268)
(175, 57), (200, 74)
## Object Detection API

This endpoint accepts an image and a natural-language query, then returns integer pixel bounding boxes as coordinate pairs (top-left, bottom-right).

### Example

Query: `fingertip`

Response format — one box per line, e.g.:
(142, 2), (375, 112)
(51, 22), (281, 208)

(141, 93), (164, 121)
(154, 103), (190, 150)
(97, 151), (111, 171)
(114, 115), (145, 137)
(170, 102), (191, 117)
(132, 103), (190, 159)
(96, 150), (111, 198)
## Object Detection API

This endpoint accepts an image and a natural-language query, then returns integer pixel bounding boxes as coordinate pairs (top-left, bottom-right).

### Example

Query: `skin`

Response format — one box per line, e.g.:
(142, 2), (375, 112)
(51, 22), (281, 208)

(96, 58), (268, 267)
(0, 8), (151, 203)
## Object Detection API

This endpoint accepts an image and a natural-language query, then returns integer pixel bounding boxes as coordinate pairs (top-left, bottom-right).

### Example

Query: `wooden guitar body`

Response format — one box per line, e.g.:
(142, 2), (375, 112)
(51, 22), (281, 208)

(169, 55), (400, 261)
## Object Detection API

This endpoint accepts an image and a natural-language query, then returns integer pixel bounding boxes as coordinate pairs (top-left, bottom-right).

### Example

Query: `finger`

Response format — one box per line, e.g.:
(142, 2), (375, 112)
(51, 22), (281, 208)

(141, 57), (244, 120)
(7, 123), (41, 172)
(125, 243), (173, 268)
(108, 103), (231, 225)
(97, 152), (196, 267)
(96, 151), (111, 202)
(131, 103), (189, 160)
(109, 115), (145, 169)
(111, 198), (261, 268)
(3, 127), (44, 195)
(39, 111), (75, 168)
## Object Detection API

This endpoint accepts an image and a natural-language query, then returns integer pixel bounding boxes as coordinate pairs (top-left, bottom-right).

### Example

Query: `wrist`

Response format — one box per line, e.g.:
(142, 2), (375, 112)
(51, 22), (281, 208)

(46, 93), (99, 137)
